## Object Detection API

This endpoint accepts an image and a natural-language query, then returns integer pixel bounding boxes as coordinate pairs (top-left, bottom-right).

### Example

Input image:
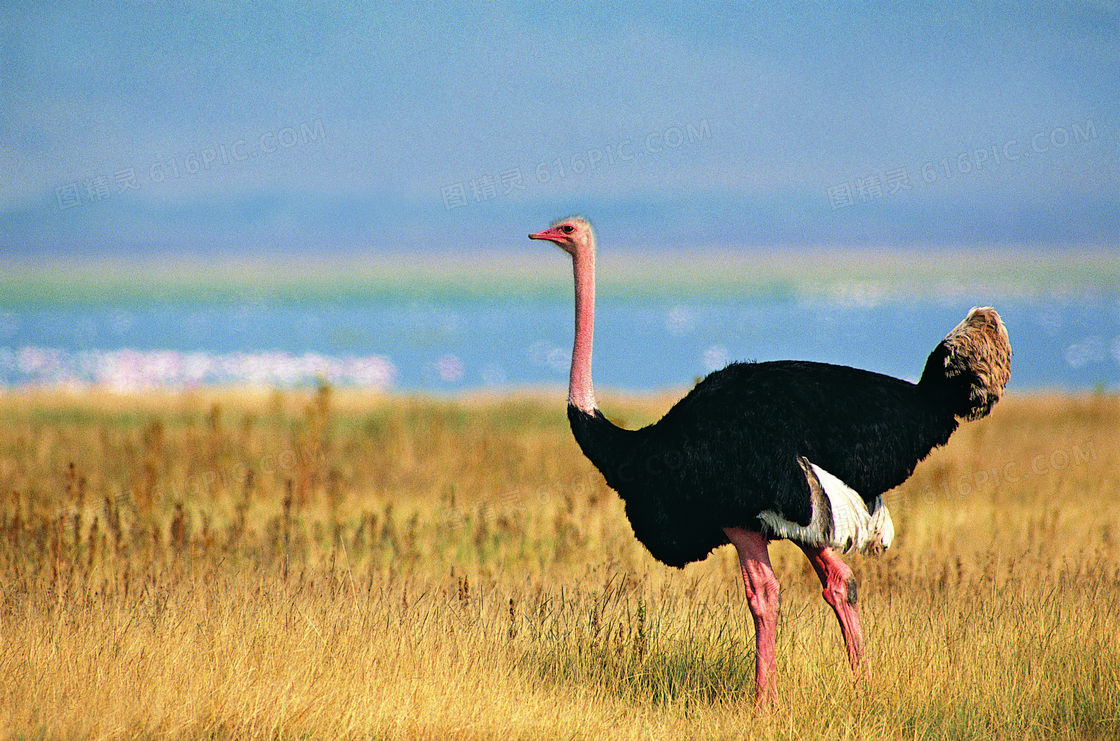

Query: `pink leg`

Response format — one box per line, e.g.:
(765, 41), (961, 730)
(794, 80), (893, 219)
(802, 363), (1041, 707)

(723, 526), (780, 708)
(799, 544), (866, 675)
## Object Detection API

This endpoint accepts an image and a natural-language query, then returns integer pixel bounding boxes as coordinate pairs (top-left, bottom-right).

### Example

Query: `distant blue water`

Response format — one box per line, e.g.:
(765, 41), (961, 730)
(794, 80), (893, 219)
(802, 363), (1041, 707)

(1, 294), (1118, 392)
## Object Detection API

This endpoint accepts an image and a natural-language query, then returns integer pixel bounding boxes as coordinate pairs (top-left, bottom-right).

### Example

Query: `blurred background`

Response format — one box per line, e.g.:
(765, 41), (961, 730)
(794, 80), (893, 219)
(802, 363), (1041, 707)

(2, 2), (1118, 392)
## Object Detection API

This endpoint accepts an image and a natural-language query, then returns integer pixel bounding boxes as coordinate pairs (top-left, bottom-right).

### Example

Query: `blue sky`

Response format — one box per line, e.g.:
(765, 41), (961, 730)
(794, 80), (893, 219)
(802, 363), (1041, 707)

(2, 1), (1117, 257)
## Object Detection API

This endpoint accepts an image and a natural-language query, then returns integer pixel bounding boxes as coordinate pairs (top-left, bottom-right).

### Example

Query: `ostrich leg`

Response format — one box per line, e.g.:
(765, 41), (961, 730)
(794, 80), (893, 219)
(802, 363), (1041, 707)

(800, 544), (866, 675)
(723, 526), (780, 708)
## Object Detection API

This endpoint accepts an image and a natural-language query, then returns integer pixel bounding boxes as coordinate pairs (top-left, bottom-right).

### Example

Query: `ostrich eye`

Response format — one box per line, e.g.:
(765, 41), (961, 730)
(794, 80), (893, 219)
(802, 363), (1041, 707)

(560, 225), (574, 234)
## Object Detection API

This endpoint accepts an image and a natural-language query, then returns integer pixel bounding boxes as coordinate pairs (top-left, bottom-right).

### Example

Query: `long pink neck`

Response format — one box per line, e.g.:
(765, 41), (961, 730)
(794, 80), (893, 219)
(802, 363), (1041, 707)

(569, 244), (597, 413)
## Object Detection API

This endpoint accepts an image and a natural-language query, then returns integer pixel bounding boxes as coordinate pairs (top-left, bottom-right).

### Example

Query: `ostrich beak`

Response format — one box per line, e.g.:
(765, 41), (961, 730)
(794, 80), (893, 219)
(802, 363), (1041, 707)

(528, 228), (564, 243)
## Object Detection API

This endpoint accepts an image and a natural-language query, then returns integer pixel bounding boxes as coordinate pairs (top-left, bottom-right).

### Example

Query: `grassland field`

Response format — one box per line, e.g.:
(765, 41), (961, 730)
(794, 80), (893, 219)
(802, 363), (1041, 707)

(0, 386), (1118, 740)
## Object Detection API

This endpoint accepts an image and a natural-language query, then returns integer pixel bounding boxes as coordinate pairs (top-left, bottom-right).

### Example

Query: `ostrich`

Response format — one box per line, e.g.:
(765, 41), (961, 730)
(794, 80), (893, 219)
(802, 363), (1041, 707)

(529, 216), (1010, 707)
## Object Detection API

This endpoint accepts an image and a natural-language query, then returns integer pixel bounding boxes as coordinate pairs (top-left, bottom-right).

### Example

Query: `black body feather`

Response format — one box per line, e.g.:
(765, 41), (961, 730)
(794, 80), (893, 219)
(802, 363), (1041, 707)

(569, 360), (960, 568)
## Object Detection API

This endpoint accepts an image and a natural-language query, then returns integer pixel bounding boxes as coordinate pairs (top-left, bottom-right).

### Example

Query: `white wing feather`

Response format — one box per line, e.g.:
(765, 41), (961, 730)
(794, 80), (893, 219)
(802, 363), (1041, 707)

(757, 461), (894, 555)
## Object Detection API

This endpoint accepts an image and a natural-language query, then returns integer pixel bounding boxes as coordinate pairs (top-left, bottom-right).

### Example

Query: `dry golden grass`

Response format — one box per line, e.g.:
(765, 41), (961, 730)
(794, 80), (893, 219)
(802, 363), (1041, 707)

(1, 387), (1118, 740)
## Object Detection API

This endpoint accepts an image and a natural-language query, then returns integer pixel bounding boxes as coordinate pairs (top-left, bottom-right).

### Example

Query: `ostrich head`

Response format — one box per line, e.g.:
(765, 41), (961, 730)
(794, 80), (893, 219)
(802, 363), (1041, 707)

(528, 216), (594, 256)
